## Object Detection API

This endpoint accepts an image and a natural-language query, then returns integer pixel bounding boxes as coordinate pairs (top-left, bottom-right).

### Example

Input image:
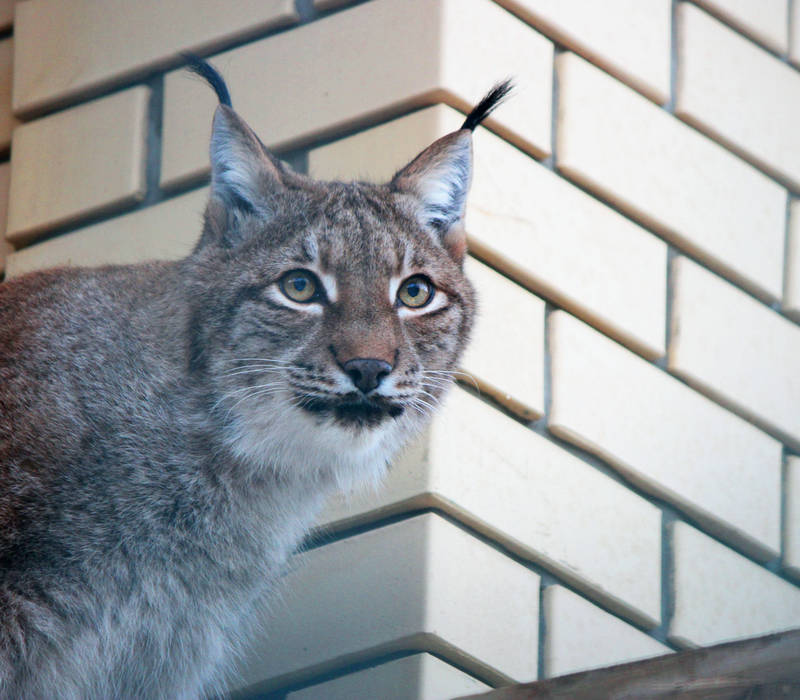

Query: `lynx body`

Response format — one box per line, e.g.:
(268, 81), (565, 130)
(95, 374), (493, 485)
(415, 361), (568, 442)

(0, 60), (509, 699)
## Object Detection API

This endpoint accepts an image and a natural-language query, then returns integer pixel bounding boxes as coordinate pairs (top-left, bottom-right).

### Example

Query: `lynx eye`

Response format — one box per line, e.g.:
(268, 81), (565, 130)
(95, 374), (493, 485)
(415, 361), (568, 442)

(397, 275), (434, 308)
(279, 270), (320, 303)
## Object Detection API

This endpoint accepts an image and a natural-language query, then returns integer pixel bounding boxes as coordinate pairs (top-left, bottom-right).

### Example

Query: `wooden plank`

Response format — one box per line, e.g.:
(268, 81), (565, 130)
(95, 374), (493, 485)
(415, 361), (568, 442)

(456, 628), (800, 699)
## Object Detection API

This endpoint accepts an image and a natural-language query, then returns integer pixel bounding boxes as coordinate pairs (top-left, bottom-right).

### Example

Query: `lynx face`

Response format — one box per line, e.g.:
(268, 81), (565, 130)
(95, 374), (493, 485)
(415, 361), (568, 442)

(183, 69), (509, 484)
(194, 181), (475, 480)
(222, 185), (473, 420)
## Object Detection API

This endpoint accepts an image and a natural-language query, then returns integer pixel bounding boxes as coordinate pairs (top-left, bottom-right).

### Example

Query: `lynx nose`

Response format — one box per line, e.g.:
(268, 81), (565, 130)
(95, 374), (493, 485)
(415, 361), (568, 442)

(343, 358), (392, 394)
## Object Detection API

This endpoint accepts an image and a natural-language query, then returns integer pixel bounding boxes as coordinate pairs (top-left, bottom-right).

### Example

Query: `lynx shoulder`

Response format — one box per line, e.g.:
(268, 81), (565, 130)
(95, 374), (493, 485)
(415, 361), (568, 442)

(0, 59), (510, 699)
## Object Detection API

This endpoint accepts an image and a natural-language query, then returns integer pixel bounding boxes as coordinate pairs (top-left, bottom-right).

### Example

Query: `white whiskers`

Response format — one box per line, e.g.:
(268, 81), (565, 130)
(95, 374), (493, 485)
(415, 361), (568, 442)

(422, 368), (479, 391)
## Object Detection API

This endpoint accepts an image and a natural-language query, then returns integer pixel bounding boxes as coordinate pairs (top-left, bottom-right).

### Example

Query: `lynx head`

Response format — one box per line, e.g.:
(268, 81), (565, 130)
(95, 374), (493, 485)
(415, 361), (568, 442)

(184, 57), (511, 488)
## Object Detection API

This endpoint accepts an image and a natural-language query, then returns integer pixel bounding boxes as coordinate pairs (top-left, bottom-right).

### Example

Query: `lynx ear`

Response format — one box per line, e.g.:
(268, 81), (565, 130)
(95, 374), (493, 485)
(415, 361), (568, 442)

(209, 105), (285, 223)
(186, 54), (290, 249)
(391, 130), (473, 260)
(391, 80), (514, 261)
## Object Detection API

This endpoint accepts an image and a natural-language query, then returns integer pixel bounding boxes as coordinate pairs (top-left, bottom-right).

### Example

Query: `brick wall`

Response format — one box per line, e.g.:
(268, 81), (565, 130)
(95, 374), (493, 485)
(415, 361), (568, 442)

(2, 1), (800, 697)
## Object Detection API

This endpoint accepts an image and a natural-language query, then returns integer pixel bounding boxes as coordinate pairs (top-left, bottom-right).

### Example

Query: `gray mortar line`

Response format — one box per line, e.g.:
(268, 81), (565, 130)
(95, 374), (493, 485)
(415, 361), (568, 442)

(143, 74), (164, 206)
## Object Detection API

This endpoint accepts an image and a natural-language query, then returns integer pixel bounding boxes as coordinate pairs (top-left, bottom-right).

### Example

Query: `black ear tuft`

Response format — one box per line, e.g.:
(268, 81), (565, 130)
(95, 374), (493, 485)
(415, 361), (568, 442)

(182, 52), (233, 108)
(461, 79), (514, 131)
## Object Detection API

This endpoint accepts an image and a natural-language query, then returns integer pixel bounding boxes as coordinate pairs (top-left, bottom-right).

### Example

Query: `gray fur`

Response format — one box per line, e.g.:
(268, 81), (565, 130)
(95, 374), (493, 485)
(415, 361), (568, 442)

(0, 94), (481, 698)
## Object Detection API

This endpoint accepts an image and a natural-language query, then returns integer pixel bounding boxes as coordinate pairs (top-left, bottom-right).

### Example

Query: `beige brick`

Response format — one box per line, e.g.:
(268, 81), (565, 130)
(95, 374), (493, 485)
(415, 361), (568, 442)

(670, 522), (800, 647)
(309, 105), (667, 358)
(543, 586), (670, 678)
(786, 199), (800, 319)
(286, 654), (490, 700)
(696, 0), (788, 52)
(320, 387), (662, 627)
(495, 0), (671, 102)
(458, 258), (544, 419)
(161, 0), (553, 188)
(677, 4), (800, 189)
(306, 105), (461, 182)
(233, 514), (540, 693)
(786, 457), (800, 579)
(5, 188), (207, 279)
(793, 1), (800, 64)
(0, 38), (19, 152)
(13, 0), (297, 116)
(549, 311), (782, 560)
(0, 1), (12, 32)
(669, 256), (800, 449)
(6, 87), (149, 244)
(557, 52), (786, 303)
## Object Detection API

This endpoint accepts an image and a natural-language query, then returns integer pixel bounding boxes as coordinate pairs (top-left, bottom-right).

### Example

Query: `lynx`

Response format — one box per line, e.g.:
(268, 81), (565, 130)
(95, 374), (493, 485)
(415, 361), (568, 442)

(0, 57), (510, 699)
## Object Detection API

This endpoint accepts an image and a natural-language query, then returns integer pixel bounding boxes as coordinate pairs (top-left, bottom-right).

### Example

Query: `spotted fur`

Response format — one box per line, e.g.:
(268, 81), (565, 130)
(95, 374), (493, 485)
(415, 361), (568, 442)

(0, 59), (506, 698)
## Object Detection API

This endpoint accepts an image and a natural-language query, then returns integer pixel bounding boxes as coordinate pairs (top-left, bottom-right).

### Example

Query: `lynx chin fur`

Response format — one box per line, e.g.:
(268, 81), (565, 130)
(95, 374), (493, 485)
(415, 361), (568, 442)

(0, 57), (511, 699)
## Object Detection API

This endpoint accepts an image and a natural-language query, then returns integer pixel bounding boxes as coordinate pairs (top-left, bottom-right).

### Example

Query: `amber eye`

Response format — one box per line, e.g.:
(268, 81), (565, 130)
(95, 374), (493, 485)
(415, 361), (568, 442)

(280, 270), (319, 303)
(397, 275), (434, 308)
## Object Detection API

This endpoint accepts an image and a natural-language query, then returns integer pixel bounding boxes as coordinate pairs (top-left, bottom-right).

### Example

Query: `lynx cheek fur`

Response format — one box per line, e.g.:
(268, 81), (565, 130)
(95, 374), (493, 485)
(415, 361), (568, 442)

(0, 58), (511, 699)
